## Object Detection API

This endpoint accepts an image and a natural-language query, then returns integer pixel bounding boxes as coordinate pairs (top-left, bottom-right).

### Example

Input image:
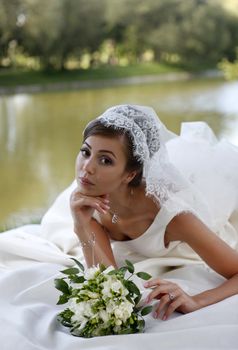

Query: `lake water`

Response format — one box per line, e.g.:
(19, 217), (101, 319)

(0, 77), (238, 229)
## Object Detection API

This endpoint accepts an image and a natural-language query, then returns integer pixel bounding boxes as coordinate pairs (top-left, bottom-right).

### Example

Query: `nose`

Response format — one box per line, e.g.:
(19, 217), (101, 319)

(83, 157), (95, 175)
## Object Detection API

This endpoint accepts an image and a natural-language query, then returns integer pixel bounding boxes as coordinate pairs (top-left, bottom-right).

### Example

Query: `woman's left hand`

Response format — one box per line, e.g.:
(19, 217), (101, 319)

(144, 278), (201, 320)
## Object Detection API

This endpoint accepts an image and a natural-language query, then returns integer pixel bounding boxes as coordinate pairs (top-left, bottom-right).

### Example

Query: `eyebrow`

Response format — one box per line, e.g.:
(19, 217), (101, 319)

(84, 141), (117, 159)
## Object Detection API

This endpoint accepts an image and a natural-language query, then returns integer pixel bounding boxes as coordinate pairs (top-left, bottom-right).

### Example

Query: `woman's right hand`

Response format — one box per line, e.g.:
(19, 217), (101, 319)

(70, 188), (110, 232)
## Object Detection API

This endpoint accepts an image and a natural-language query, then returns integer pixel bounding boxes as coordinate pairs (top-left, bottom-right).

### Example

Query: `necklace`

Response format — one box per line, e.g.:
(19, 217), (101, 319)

(110, 188), (134, 224)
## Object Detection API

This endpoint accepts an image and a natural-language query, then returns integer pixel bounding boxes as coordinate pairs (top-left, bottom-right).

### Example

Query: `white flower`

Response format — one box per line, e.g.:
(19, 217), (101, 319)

(80, 290), (99, 299)
(70, 282), (84, 290)
(84, 266), (99, 280)
(115, 319), (122, 326)
(111, 280), (124, 293)
(69, 298), (95, 323)
(114, 300), (134, 323)
(102, 275), (128, 297)
(113, 325), (122, 333)
(99, 310), (110, 323)
(102, 265), (115, 274)
(105, 299), (116, 315)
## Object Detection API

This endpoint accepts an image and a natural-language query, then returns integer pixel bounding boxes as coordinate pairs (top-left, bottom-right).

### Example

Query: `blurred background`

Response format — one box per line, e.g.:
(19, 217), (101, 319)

(0, 0), (238, 230)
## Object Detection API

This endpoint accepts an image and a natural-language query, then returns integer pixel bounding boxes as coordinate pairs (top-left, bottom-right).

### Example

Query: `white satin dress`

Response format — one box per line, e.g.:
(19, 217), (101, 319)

(0, 121), (238, 349)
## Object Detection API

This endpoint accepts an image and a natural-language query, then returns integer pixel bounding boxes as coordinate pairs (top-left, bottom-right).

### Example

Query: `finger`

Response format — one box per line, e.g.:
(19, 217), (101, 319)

(71, 188), (108, 203)
(100, 194), (110, 203)
(72, 197), (110, 214)
(162, 297), (183, 320)
(71, 193), (108, 208)
(94, 202), (110, 214)
(144, 278), (168, 288)
(153, 294), (171, 318)
(146, 284), (176, 303)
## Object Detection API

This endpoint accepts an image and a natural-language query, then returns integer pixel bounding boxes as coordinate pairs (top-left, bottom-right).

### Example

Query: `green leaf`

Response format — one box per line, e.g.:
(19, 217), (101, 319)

(137, 319), (145, 332)
(107, 269), (117, 275)
(99, 263), (106, 272)
(126, 294), (134, 304)
(140, 305), (153, 316)
(60, 267), (79, 275)
(119, 328), (133, 334)
(70, 258), (85, 271)
(118, 266), (127, 276)
(134, 294), (142, 305)
(136, 272), (152, 280)
(54, 278), (70, 295)
(125, 280), (140, 296)
(125, 259), (134, 274)
(56, 294), (69, 305)
(69, 275), (85, 283)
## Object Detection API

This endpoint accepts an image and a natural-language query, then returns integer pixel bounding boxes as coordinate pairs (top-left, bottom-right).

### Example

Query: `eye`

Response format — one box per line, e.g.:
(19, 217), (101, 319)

(80, 147), (90, 158)
(100, 156), (113, 166)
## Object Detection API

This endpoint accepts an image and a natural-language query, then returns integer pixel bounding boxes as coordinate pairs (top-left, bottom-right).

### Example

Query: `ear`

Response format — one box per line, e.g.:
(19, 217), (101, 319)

(123, 170), (137, 184)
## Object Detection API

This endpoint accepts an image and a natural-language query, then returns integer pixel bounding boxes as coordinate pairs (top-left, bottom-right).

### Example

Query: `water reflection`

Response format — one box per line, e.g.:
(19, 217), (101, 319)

(0, 78), (238, 229)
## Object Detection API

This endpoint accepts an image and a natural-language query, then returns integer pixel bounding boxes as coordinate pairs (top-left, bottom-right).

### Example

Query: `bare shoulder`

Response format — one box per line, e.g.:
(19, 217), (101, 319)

(166, 211), (211, 243)
(166, 211), (238, 278)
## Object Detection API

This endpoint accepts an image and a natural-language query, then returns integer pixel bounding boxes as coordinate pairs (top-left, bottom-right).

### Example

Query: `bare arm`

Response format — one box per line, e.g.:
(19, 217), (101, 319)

(168, 213), (238, 279)
(70, 187), (117, 268)
(75, 219), (117, 268)
(145, 212), (238, 319)
(167, 213), (238, 304)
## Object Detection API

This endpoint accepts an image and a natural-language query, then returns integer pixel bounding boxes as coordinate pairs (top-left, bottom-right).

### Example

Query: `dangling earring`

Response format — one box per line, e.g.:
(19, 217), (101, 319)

(111, 213), (119, 224)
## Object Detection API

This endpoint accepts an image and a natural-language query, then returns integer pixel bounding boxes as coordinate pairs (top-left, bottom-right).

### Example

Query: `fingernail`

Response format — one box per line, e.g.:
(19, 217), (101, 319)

(162, 315), (167, 321)
(153, 311), (157, 319)
(144, 282), (148, 287)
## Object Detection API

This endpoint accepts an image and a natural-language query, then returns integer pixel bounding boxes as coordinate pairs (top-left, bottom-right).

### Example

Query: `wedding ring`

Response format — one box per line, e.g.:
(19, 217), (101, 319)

(168, 292), (175, 301)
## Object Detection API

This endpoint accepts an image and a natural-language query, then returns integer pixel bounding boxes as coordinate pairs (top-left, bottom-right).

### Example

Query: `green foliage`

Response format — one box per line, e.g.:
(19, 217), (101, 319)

(60, 267), (80, 275)
(136, 271), (152, 280)
(125, 259), (135, 274)
(0, 0), (22, 61)
(218, 49), (238, 79)
(1, 0), (238, 70)
(17, 0), (107, 70)
(54, 278), (70, 296)
(70, 258), (85, 271)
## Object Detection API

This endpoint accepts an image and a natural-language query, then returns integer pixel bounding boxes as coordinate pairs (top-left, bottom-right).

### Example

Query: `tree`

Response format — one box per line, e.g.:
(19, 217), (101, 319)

(18, 0), (106, 70)
(0, 0), (21, 66)
(104, 0), (238, 65)
(139, 0), (238, 65)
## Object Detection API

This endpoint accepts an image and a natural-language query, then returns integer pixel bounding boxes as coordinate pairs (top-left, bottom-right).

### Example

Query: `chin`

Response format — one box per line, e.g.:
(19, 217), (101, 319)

(78, 184), (104, 197)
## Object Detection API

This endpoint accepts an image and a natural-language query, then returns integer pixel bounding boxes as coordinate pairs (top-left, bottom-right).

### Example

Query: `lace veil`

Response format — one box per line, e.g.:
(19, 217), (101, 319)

(96, 104), (204, 215)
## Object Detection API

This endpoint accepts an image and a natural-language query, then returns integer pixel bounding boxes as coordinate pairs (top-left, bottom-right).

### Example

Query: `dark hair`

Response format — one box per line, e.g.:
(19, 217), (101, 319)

(83, 119), (143, 187)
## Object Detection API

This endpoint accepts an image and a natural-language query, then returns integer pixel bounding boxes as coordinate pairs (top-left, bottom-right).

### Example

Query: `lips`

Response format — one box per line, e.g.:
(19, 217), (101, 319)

(79, 177), (94, 186)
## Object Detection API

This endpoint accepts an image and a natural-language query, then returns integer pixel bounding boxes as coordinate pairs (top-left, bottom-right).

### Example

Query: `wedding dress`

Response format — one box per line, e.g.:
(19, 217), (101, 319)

(0, 120), (238, 349)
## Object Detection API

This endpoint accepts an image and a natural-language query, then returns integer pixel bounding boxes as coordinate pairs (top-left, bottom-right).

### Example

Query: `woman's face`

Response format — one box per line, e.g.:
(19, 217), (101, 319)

(75, 135), (133, 196)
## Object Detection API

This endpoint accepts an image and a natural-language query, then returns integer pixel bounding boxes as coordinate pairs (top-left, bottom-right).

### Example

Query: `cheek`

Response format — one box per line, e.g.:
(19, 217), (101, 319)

(75, 154), (82, 171)
(97, 167), (125, 185)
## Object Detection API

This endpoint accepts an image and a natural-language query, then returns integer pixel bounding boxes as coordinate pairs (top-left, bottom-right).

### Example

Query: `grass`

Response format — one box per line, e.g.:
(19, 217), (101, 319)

(0, 62), (197, 88)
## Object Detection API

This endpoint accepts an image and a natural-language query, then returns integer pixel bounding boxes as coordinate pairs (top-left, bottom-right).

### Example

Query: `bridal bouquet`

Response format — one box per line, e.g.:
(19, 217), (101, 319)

(55, 259), (153, 337)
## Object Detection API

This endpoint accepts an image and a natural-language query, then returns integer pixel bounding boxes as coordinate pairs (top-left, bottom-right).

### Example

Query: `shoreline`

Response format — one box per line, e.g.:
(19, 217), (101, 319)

(0, 70), (222, 96)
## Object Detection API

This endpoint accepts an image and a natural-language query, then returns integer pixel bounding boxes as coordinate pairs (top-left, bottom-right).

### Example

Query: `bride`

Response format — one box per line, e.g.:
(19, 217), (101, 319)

(70, 104), (238, 321)
(0, 104), (238, 350)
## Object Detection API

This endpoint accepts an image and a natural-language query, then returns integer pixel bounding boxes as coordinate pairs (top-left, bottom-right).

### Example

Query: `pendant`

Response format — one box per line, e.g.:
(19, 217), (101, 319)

(111, 213), (118, 224)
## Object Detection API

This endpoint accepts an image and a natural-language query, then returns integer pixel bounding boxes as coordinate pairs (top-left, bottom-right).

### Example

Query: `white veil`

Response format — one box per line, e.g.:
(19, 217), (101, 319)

(97, 104), (238, 246)
(98, 105), (186, 203)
